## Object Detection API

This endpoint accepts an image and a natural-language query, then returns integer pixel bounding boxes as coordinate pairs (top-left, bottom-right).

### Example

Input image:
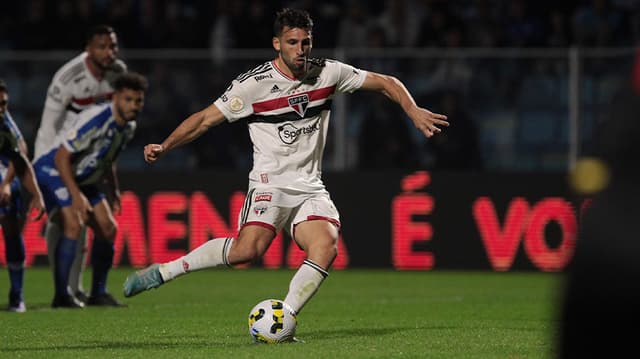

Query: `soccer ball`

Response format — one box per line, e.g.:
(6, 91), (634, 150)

(248, 299), (297, 343)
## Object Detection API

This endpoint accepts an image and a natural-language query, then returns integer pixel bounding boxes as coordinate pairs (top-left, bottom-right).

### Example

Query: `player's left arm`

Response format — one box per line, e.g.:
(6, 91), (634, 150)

(360, 72), (449, 138)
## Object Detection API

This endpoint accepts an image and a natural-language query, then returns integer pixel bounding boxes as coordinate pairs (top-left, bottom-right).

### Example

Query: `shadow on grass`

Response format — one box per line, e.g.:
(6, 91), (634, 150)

(2, 335), (251, 352)
(3, 327), (422, 352)
(301, 326), (424, 340)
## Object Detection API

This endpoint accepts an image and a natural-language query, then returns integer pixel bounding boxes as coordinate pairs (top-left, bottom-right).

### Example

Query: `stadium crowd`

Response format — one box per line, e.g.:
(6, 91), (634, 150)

(0, 0), (637, 172)
(2, 0), (639, 50)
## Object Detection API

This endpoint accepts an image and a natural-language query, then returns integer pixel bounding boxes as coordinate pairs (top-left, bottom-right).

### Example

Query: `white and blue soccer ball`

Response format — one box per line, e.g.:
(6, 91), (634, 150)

(248, 299), (297, 343)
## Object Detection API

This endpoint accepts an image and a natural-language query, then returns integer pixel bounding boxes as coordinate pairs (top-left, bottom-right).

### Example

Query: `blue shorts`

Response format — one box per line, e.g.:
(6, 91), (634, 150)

(35, 165), (104, 213)
(0, 178), (23, 218)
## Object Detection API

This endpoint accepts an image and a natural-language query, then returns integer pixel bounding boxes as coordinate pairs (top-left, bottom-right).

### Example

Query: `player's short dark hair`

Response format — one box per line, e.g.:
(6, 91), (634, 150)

(113, 72), (148, 92)
(86, 24), (115, 44)
(0, 79), (7, 93)
(273, 8), (313, 37)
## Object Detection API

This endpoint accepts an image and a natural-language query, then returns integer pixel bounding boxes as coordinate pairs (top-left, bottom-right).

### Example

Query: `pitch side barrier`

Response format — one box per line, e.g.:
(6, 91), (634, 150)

(0, 170), (586, 271)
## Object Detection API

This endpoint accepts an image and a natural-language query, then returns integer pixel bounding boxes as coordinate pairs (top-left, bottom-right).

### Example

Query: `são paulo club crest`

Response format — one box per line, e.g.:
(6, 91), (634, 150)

(287, 94), (309, 117)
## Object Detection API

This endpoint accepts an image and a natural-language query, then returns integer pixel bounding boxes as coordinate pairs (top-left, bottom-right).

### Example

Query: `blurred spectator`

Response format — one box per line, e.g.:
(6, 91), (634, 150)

(502, 0), (545, 47)
(463, 0), (502, 47)
(546, 9), (572, 47)
(357, 93), (419, 169)
(426, 91), (482, 170)
(573, 0), (625, 46)
(417, 2), (455, 48)
(375, 0), (426, 47)
(336, 0), (371, 48)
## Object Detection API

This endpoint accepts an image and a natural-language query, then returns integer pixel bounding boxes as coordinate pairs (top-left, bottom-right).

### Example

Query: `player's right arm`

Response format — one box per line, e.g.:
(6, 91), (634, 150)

(144, 103), (226, 163)
(35, 73), (75, 157)
(5, 147), (45, 220)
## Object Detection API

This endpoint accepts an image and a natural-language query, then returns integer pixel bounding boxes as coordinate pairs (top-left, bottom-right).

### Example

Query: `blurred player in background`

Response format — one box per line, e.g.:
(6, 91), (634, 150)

(35, 25), (126, 305)
(34, 72), (146, 308)
(124, 8), (447, 323)
(559, 68), (640, 357)
(0, 79), (46, 312)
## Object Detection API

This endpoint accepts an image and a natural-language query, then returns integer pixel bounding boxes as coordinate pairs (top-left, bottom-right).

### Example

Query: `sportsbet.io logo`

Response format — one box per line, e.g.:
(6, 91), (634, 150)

(277, 120), (320, 145)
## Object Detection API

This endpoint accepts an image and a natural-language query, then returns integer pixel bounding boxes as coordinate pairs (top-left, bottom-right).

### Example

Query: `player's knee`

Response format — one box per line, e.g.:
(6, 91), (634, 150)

(324, 241), (338, 261)
(102, 221), (117, 241)
(228, 238), (268, 264)
(63, 222), (83, 239)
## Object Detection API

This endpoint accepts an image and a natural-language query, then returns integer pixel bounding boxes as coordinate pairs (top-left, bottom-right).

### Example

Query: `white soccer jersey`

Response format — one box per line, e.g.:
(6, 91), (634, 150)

(34, 52), (126, 160)
(214, 59), (367, 192)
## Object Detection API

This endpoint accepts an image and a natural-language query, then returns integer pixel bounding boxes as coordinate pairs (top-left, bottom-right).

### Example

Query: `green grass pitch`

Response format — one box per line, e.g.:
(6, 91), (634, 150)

(0, 268), (563, 358)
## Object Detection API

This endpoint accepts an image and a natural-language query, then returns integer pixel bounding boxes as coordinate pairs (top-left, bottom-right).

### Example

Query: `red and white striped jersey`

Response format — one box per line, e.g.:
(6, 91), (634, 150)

(34, 52), (126, 160)
(214, 59), (367, 192)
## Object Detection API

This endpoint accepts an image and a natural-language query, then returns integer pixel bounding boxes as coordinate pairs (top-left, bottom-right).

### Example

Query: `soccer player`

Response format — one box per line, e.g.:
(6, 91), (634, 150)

(124, 8), (447, 317)
(0, 79), (46, 312)
(35, 24), (126, 304)
(34, 72), (147, 308)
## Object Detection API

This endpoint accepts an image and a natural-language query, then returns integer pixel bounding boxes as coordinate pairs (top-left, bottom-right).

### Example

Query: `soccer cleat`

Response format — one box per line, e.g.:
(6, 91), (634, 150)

(8, 294), (26, 313)
(8, 301), (26, 313)
(51, 294), (85, 309)
(8, 292), (26, 312)
(74, 290), (89, 305)
(87, 292), (127, 307)
(123, 264), (164, 297)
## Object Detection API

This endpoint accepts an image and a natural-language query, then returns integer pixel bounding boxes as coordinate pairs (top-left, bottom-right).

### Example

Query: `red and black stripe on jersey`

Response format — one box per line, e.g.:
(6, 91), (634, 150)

(247, 85), (336, 124)
(247, 101), (333, 124)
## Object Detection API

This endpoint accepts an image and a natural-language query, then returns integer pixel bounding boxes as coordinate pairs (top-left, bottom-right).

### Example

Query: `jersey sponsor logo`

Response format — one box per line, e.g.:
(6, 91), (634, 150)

(236, 62), (273, 83)
(277, 120), (320, 145)
(287, 94), (309, 117)
(229, 96), (245, 113)
(270, 85), (281, 93)
(254, 73), (273, 82)
(255, 192), (273, 202)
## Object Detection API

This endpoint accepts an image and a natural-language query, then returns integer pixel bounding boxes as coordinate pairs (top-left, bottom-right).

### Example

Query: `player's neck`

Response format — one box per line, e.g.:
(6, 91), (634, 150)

(84, 56), (104, 80)
(274, 57), (305, 80)
(111, 103), (126, 127)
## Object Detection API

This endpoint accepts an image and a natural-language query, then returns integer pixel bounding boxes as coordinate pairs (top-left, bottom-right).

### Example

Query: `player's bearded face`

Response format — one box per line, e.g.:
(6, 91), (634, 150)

(87, 33), (119, 71)
(115, 89), (144, 122)
(276, 27), (312, 76)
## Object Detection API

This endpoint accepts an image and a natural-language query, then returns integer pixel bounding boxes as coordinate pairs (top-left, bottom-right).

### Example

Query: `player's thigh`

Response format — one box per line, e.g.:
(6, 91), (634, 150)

(237, 224), (277, 253)
(290, 193), (340, 246)
(294, 219), (339, 253)
(87, 199), (116, 240)
(290, 194), (340, 264)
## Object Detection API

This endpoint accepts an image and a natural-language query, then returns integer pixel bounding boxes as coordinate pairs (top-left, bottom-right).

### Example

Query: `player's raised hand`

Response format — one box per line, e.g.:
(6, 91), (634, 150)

(144, 144), (164, 163)
(409, 107), (449, 138)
